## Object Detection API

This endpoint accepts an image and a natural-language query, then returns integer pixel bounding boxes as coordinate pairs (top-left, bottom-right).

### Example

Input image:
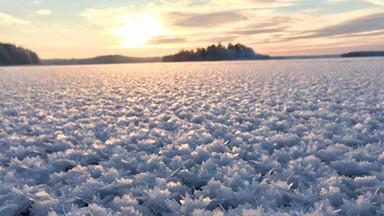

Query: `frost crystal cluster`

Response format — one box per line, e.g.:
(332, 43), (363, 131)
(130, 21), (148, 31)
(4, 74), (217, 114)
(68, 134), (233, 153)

(0, 58), (384, 215)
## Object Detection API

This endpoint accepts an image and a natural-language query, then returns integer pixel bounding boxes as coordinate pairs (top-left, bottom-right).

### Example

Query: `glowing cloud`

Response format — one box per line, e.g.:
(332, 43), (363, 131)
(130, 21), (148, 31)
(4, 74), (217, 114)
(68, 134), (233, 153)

(81, 8), (166, 48)
(112, 13), (166, 48)
(112, 13), (165, 48)
(0, 12), (30, 26)
(36, 9), (51, 16)
(366, 0), (384, 5)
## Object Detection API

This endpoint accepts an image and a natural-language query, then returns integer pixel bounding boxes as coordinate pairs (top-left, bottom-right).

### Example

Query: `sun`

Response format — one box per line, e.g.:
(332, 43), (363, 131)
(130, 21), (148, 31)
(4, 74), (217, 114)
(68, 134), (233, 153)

(112, 12), (165, 48)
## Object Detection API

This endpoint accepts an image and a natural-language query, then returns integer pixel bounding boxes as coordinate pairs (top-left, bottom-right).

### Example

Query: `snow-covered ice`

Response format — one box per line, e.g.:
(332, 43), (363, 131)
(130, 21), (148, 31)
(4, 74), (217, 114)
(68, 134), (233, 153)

(0, 58), (383, 215)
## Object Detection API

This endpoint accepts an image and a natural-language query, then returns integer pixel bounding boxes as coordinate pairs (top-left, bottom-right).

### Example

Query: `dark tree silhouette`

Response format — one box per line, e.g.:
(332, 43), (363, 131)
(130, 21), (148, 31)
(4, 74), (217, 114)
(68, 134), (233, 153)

(163, 43), (269, 62)
(42, 55), (161, 65)
(341, 51), (384, 58)
(0, 43), (40, 65)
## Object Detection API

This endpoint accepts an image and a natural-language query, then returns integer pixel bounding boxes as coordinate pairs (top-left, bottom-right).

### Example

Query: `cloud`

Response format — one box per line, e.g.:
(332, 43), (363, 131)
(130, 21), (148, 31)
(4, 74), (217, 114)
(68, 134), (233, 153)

(366, 0), (384, 6)
(79, 1), (383, 53)
(301, 13), (384, 39)
(328, 0), (384, 6)
(36, 9), (51, 16)
(0, 12), (30, 26)
(244, 16), (295, 29)
(159, 0), (298, 13)
(247, 0), (298, 6)
(231, 28), (283, 35)
(171, 11), (247, 27)
(204, 0), (299, 10)
(198, 35), (239, 43)
(261, 13), (384, 43)
(81, 7), (127, 27)
(147, 37), (186, 45)
(333, 29), (384, 38)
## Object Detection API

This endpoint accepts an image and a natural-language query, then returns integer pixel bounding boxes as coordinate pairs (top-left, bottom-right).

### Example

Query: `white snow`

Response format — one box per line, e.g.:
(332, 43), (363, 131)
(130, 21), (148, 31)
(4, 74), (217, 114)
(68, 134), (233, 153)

(0, 58), (384, 215)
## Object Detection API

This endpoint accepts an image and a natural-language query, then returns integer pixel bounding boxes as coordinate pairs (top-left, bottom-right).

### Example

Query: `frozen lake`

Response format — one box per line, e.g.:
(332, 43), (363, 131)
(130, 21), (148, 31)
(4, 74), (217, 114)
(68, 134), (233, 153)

(0, 58), (384, 215)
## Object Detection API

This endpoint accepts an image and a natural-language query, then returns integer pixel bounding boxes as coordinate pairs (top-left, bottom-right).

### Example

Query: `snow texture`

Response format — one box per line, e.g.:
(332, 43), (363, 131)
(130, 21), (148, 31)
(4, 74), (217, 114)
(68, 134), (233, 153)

(0, 58), (384, 215)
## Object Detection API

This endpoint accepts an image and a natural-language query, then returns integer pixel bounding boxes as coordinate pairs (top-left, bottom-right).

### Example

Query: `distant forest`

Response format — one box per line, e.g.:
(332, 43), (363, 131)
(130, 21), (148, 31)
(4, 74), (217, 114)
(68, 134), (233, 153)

(5, 41), (384, 66)
(163, 43), (270, 62)
(341, 51), (384, 57)
(0, 43), (40, 65)
(43, 55), (160, 65)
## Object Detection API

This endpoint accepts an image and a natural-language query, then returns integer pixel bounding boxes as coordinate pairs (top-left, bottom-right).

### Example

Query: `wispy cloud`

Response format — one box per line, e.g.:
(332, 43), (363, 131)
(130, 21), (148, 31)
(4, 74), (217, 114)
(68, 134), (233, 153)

(230, 28), (283, 35)
(328, 0), (384, 6)
(36, 9), (51, 16)
(157, 0), (298, 13)
(147, 37), (187, 45)
(171, 11), (247, 27)
(312, 13), (384, 37)
(366, 0), (384, 6)
(281, 13), (384, 41)
(0, 12), (30, 26)
(198, 35), (239, 43)
(81, 7), (130, 27)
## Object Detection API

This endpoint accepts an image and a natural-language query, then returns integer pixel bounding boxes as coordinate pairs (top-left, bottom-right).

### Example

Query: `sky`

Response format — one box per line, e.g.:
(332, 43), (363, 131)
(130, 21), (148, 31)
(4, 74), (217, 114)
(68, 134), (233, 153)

(0, 0), (383, 59)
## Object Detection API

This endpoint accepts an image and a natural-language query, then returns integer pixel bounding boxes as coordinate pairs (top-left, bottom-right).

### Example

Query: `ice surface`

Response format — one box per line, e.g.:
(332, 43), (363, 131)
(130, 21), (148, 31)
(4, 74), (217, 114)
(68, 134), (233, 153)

(0, 58), (384, 215)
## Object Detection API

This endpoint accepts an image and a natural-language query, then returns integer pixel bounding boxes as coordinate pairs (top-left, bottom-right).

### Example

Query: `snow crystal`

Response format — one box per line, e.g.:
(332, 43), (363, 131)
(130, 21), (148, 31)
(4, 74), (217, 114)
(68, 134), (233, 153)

(0, 58), (384, 215)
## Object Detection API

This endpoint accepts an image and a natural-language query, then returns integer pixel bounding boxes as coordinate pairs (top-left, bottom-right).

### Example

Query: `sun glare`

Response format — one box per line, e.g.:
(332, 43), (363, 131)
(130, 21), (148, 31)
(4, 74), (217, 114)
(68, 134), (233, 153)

(112, 13), (165, 48)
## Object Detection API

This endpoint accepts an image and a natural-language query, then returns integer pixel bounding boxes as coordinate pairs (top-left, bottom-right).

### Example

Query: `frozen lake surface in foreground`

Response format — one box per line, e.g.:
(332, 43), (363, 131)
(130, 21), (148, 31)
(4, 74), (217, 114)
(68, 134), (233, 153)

(0, 58), (384, 215)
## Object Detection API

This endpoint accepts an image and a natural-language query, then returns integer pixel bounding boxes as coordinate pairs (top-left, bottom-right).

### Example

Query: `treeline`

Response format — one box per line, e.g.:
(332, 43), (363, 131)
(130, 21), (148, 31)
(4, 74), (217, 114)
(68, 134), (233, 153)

(42, 55), (161, 65)
(341, 51), (384, 57)
(0, 43), (40, 65)
(163, 43), (269, 62)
